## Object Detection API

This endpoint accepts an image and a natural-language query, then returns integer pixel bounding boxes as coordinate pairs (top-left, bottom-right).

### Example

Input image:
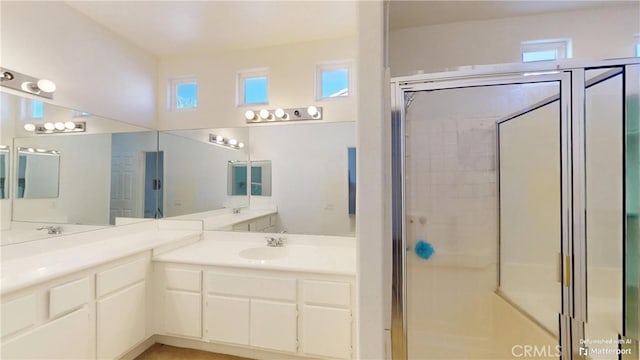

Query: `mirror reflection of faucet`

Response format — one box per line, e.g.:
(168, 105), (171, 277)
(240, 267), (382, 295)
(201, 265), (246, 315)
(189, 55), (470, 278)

(37, 226), (62, 235)
(265, 236), (285, 247)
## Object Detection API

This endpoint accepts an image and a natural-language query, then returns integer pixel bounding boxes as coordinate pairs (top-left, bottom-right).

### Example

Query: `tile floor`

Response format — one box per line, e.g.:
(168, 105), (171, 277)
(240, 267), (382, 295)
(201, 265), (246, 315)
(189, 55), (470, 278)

(135, 344), (252, 360)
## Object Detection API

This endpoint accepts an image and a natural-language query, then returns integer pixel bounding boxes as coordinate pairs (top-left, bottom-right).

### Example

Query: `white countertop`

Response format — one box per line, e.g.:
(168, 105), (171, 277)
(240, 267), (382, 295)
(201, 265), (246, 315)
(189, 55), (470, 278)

(167, 208), (277, 230)
(1, 229), (201, 294)
(153, 231), (356, 276)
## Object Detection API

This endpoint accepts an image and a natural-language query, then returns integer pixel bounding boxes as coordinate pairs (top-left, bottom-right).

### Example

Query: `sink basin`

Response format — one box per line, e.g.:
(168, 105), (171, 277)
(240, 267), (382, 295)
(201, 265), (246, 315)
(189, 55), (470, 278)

(239, 247), (287, 260)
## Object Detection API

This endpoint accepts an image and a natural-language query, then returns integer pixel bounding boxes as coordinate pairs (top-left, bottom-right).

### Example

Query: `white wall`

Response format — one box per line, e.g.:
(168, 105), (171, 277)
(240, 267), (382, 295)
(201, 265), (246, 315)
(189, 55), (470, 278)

(249, 122), (355, 236)
(356, 2), (387, 359)
(157, 37), (357, 130)
(0, 2), (157, 127)
(12, 134), (111, 225)
(390, 4), (640, 76)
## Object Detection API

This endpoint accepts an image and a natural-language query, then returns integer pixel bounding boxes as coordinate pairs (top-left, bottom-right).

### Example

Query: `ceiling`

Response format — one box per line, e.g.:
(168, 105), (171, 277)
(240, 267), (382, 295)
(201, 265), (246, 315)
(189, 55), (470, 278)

(65, 1), (357, 56)
(65, 1), (636, 56)
(389, 0), (637, 30)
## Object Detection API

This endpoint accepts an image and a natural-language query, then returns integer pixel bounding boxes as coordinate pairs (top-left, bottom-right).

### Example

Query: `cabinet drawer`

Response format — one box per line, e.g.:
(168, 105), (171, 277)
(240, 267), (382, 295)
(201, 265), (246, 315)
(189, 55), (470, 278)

(165, 268), (201, 292)
(303, 280), (351, 307)
(49, 277), (90, 318)
(206, 273), (296, 301)
(96, 257), (147, 298)
(1, 294), (36, 337)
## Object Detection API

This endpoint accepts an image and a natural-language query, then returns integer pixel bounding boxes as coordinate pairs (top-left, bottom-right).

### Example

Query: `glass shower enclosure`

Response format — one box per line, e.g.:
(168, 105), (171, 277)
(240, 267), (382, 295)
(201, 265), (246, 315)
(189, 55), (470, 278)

(391, 59), (640, 360)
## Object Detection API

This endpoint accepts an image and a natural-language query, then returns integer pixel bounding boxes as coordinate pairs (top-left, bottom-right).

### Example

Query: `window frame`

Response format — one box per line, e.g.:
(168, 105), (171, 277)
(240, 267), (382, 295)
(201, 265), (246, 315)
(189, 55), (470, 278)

(169, 77), (198, 111)
(315, 60), (353, 101)
(236, 68), (269, 107)
(520, 38), (572, 63)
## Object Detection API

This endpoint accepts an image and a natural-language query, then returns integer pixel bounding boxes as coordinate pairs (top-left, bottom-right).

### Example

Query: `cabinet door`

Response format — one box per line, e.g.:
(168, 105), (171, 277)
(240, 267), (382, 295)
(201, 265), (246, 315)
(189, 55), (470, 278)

(302, 305), (351, 359)
(205, 295), (249, 345)
(97, 282), (146, 359)
(164, 290), (201, 338)
(250, 300), (297, 352)
(1, 308), (91, 359)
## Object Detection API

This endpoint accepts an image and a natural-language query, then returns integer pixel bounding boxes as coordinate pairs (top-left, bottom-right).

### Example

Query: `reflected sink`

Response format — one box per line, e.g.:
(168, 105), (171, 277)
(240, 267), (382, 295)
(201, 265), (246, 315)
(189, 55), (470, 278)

(238, 247), (287, 260)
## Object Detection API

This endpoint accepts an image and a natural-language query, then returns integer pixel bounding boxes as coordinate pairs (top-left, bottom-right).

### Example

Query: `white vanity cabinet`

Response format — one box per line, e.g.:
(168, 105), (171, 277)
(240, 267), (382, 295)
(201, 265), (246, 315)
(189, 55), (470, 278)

(162, 267), (202, 338)
(96, 255), (150, 359)
(204, 272), (298, 352)
(300, 280), (353, 359)
(1, 252), (152, 360)
(1, 285), (92, 359)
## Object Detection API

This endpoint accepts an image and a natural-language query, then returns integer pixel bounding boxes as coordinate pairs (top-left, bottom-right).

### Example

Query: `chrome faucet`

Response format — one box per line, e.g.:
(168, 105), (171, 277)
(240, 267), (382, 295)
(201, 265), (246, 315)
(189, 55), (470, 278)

(265, 236), (285, 247)
(232, 208), (241, 214)
(37, 225), (62, 235)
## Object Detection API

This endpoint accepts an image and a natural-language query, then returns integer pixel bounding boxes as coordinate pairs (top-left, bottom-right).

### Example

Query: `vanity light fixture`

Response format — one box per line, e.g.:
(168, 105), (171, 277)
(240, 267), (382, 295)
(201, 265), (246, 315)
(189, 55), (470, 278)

(209, 134), (245, 150)
(23, 121), (86, 134)
(259, 109), (273, 121)
(245, 106), (322, 123)
(0, 67), (56, 99)
(245, 110), (257, 121)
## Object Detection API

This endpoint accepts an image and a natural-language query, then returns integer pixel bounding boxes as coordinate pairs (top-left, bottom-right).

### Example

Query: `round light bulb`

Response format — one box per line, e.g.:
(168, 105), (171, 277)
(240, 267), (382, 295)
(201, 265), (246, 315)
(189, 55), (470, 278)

(259, 109), (271, 120)
(244, 110), (256, 121)
(43, 122), (55, 131)
(228, 139), (238, 146)
(238, 142), (245, 149)
(215, 135), (224, 143)
(23, 123), (36, 132)
(27, 148), (35, 153)
(36, 148), (46, 153)
(307, 106), (318, 117)
(37, 79), (56, 93)
(274, 108), (286, 118)
(64, 121), (76, 130)
(54, 122), (65, 130)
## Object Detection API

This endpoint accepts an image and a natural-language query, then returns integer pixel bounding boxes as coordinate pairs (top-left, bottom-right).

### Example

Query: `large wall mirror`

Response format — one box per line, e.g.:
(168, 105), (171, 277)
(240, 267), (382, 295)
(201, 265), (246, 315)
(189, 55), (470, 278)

(1, 92), (158, 245)
(161, 121), (356, 236)
(159, 128), (250, 218)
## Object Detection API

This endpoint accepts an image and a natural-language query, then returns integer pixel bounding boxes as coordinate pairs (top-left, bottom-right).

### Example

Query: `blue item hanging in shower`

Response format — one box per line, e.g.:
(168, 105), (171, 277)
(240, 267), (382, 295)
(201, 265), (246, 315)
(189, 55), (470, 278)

(415, 240), (434, 260)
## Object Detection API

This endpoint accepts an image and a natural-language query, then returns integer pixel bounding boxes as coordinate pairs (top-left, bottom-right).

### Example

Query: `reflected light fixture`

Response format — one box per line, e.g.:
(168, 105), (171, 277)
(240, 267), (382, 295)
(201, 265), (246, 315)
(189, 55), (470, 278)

(209, 134), (245, 150)
(1, 67), (56, 99)
(245, 106), (322, 123)
(23, 121), (86, 134)
(18, 147), (59, 156)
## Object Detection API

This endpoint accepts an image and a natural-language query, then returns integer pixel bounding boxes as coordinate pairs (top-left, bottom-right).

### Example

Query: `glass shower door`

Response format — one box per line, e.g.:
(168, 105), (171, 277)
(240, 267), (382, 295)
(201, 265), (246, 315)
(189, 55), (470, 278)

(399, 75), (570, 359)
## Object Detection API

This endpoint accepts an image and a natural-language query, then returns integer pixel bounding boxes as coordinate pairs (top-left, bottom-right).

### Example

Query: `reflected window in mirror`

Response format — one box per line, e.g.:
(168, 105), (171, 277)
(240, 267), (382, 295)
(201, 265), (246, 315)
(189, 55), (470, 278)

(0, 146), (8, 199)
(20, 99), (44, 120)
(250, 160), (271, 196)
(15, 147), (60, 199)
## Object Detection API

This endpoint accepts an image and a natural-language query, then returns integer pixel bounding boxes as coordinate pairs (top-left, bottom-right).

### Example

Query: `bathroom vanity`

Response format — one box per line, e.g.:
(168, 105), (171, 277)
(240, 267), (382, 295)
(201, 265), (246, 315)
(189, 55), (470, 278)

(0, 224), (356, 360)
(153, 232), (356, 359)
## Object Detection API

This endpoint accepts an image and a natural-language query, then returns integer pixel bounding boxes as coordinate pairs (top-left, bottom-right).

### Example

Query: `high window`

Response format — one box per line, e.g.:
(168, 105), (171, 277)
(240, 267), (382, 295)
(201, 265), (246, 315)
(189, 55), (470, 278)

(316, 61), (351, 100)
(238, 69), (268, 106)
(521, 39), (572, 62)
